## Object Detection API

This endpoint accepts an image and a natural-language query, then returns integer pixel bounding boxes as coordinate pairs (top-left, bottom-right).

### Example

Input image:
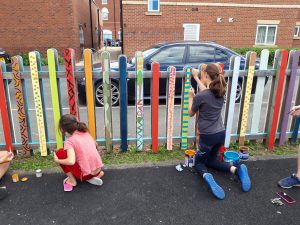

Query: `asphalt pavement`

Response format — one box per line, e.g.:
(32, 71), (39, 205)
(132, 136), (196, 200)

(0, 158), (299, 225)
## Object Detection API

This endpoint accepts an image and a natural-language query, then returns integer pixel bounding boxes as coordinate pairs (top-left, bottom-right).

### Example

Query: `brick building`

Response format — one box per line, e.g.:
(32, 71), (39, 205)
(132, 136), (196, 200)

(96, 0), (121, 41)
(122, 0), (300, 57)
(0, 0), (103, 60)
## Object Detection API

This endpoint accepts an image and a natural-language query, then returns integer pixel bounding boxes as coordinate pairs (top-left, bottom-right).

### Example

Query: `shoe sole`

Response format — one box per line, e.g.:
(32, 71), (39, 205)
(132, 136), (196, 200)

(278, 184), (300, 189)
(87, 178), (103, 186)
(239, 164), (251, 192)
(204, 174), (225, 200)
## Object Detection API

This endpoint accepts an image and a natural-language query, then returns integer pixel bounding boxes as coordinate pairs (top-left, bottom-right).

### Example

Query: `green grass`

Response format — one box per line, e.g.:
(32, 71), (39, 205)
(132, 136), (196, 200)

(8, 142), (299, 171)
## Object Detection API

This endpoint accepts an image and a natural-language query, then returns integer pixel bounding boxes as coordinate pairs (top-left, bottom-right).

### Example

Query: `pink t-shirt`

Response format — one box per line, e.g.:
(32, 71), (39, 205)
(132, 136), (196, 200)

(64, 131), (103, 176)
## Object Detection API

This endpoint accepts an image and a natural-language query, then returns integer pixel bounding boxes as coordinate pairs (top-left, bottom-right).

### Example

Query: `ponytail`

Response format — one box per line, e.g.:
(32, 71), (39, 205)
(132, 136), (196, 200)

(77, 121), (88, 133)
(205, 63), (227, 98)
(59, 114), (89, 135)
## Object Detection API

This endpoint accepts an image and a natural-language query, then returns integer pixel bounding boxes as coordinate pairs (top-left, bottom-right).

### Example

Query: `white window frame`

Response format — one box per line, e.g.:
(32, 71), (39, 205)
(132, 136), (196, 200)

(255, 24), (278, 46)
(101, 8), (109, 20)
(148, 0), (160, 12)
(102, 0), (107, 4)
(183, 24), (200, 41)
(294, 25), (300, 37)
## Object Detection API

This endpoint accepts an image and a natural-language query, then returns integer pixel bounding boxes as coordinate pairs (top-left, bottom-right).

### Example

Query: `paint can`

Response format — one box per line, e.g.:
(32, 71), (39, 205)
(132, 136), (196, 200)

(12, 173), (19, 183)
(35, 169), (42, 178)
(185, 150), (196, 168)
(239, 146), (249, 160)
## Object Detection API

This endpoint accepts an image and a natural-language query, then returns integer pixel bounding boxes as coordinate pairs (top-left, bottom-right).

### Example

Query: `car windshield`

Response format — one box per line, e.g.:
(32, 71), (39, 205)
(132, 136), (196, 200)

(131, 47), (158, 64)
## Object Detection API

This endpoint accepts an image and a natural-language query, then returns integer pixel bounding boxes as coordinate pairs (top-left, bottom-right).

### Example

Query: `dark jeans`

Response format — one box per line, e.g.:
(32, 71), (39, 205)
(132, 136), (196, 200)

(195, 130), (232, 176)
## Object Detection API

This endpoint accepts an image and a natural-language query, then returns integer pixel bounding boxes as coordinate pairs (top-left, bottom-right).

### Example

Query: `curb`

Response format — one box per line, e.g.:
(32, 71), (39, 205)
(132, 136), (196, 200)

(7, 154), (297, 176)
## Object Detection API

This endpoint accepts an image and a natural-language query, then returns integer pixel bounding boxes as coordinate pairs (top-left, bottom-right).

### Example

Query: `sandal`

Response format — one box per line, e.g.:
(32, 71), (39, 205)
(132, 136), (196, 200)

(63, 178), (73, 192)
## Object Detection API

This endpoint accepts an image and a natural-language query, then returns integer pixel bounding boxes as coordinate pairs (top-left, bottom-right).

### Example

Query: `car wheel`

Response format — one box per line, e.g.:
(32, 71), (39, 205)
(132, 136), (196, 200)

(95, 80), (120, 106)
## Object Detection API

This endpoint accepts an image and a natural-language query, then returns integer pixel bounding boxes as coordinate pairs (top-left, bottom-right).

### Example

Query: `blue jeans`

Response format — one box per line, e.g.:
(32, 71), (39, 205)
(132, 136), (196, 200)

(195, 130), (232, 176)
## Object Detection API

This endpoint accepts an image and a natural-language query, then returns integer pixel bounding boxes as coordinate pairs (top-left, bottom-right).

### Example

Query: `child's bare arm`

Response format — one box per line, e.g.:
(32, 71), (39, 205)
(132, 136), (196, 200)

(191, 69), (207, 92)
(54, 148), (76, 166)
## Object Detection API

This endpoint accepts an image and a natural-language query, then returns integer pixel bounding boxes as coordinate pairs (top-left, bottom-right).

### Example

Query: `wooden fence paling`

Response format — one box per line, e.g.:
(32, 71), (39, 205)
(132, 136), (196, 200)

(250, 49), (269, 134)
(136, 51), (144, 151)
(119, 55), (128, 152)
(84, 49), (96, 139)
(11, 56), (31, 155)
(279, 51), (300, 145)
(64, 48), (80, 119)
(225, 56), (240, 148)
(151, 62), (160, 153)
(48, 49), (63, 149)
(266, 50), (288, 149)
(102, 51), (113, 152)
(0, 63), (13, 151)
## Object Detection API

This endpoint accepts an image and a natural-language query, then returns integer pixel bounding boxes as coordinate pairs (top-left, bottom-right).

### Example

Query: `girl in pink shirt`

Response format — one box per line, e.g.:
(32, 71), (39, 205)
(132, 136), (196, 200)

(54, 114), (104, 192)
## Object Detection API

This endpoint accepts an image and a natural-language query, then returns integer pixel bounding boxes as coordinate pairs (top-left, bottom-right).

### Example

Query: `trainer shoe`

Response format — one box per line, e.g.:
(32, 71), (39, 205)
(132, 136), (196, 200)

(237, 164), (251, 192)
(278, 174), (300, 189)
(87, 177), (103, 186)
(203, 173), (225, 200)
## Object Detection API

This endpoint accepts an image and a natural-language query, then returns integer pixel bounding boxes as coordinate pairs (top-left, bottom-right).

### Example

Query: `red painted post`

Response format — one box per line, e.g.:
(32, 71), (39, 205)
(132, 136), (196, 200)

(151, 62), (160, 153)
(0, 64), (13, 152)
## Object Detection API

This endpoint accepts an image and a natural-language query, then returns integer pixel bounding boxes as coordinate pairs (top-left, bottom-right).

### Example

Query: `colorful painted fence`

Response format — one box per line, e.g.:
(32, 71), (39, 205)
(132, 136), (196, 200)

(0, 49), (300, 155)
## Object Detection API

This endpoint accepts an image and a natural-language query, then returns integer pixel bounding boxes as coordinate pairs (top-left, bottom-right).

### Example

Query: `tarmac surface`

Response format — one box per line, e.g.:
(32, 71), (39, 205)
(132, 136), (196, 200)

(0, 158), (299, 225)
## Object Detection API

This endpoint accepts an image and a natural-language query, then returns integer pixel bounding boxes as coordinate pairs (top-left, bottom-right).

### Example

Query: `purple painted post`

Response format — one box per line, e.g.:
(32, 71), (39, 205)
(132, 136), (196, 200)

(279, 50), (300, 145)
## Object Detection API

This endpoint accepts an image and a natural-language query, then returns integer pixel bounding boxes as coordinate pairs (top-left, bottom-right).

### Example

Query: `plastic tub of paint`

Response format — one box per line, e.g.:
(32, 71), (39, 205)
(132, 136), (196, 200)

(224, 151), (240, 166)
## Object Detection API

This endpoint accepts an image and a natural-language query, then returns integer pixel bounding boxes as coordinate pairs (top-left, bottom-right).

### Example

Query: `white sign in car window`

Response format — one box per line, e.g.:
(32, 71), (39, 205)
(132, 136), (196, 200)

(183, 24), (200, 41)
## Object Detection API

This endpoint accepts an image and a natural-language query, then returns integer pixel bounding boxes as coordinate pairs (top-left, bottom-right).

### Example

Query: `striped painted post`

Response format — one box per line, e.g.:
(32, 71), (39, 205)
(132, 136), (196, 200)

(166, 66), (176, 150)
(11, 56), (31, 156)
(64, 48), (80, 119)
(119, 55), (128, 152)
(47, 49), (63, 149)
(250, 49), (269, 134)
(102, 51), (113, 152)
(0, 63), (13, 152)
(239, 52), (257, 145)
(279, 51), (300, 145)
(266, 50), (288, 149)
(84, 49), (96, 139)
(29, 51), (47, 156)
(225, 56), (240, 148)
(136, 51), (144, 151)
(181, 66), (191, 150)
(151, 62), (160, 153)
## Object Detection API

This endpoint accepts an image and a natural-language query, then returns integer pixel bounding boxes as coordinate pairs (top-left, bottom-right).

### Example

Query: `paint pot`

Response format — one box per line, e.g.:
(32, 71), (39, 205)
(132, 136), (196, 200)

(239, 146), (249, 160)
(224, 151), (240, 166)
(35, 169), (42, 178)
(185, 150), (196, 168)
(12, 173), (19, 183)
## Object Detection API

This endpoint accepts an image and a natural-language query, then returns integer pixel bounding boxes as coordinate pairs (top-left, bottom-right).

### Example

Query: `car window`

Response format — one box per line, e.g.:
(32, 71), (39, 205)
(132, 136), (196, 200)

(188, 45), (215, 63)
(215, 48), (229, 62)
(150, 46), (185, 64)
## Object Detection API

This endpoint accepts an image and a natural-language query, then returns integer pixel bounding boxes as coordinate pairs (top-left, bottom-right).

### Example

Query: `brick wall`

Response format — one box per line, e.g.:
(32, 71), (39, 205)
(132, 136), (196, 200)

(96, 0), (121, 40)
(0, 0), (102, 60)
(292, 10), (300, 48)
(122, 0), (300, 57)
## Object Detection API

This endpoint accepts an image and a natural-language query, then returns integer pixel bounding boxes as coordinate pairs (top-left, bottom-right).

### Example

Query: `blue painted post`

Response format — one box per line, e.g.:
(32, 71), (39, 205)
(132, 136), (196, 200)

(119, 55), (128, 152)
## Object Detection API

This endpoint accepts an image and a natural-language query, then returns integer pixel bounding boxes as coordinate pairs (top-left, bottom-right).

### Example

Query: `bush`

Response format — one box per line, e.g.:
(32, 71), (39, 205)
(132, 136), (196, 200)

(16, 52), (64, 66)
(232, 47), (300, 66)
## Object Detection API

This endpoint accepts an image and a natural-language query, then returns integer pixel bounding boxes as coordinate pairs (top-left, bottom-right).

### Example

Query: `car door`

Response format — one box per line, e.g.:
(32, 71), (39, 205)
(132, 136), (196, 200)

(214, 48), (231, 70)
(144, 45), (187, 98)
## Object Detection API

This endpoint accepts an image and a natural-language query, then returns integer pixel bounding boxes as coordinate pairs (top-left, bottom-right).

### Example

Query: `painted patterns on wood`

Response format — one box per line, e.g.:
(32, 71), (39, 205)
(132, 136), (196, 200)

(47, 49), (63, 149)
(64, 48), (80, 119)
(29, 52), (47, 156)
(239, 52), (256, 145)
(84, 49), (96, 139)
(136, 52), (144, 151)
(181, 67), (191, 150)
(225, 56), (240, 148)
(151, 62), (160, 153)
(166, 66), (176, 150)
(12, 56), (31, 155)
(102, 51), (113, 152)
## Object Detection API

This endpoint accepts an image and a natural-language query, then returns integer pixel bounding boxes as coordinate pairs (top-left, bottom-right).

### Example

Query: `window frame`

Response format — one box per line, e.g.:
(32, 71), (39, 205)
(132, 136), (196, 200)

(148, 0), (160, 12)
(102, 0), (107, 4)
(294, 25), (300, 37)
(255, 24), (278, 46)
(101, 8), (109, 20)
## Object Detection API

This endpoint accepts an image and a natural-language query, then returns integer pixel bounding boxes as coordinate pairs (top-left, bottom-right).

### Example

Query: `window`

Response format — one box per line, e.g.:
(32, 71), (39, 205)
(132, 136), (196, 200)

(103, 29), (112, 40)
(188, 45), (214, 64)
(183, 24), (200, 41)
(151, 46), (185, 64)
(294, 25), (300, 37)
(102, 0), (107, 4)
(215, 49), (229, 63)
(101, 8), (109, 20)
(148, 0), (160, 12)
(255, 25), (277, 45)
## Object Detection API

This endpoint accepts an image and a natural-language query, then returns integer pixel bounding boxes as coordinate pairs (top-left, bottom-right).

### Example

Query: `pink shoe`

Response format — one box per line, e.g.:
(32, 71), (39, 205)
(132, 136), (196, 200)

(63, 178), (73, 192)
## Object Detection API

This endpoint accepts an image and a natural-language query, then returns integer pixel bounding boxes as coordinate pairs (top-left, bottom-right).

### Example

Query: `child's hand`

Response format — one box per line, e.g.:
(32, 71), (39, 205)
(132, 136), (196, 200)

(290, 105), (300, 116)
(4, 152), (14, 162)
(189, 87), (195, 99)
(53, 152), (59, 163)
(191, 69), (200, 79)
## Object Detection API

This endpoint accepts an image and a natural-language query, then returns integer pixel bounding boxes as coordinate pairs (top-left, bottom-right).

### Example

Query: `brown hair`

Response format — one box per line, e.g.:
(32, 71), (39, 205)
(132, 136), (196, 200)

(205, 63), (227, 97)
(59, 114), (88, 135)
